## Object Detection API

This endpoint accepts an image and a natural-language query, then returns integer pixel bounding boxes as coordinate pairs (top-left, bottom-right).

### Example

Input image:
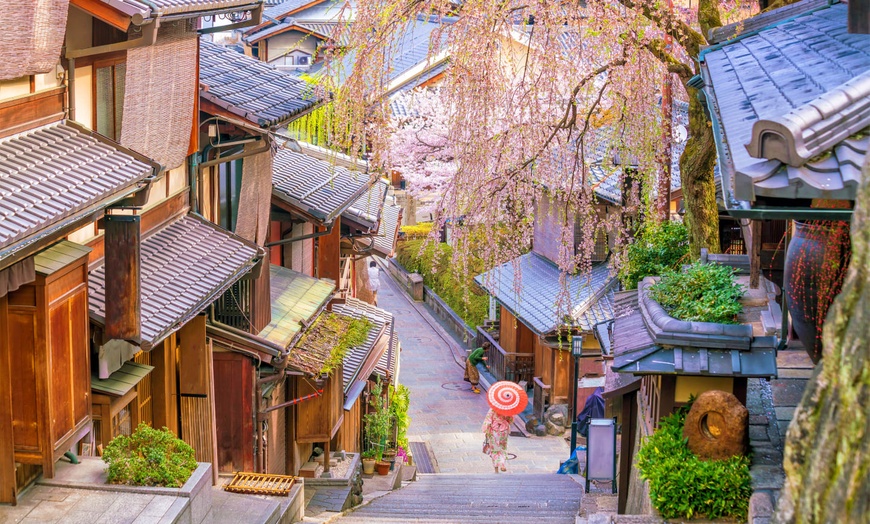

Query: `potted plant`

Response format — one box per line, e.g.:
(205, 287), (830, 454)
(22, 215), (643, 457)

(361, 449), (377, 475)
(375, 460), (390, 475)
(383, 447), (397, 471)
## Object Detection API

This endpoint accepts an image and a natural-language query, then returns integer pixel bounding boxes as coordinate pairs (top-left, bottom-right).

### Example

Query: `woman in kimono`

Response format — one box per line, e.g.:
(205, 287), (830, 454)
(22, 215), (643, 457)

(482, 408), (513, 473)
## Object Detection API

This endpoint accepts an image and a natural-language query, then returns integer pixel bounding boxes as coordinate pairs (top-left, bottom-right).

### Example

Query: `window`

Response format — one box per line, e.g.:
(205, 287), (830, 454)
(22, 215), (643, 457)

(94, 58), (126, 141)
(218, 159), (243, 231)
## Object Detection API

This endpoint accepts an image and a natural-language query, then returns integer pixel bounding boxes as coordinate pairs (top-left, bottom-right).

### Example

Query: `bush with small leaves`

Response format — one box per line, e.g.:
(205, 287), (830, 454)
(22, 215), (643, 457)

(102, 423), (197, 488)
(636, 406), (751, 520)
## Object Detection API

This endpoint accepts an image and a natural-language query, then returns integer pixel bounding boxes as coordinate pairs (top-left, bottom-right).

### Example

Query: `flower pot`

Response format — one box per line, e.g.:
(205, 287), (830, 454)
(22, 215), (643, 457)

(362, 458), (376, 475)
(375, 461), (390, 475)
(784, 220), (851, 363)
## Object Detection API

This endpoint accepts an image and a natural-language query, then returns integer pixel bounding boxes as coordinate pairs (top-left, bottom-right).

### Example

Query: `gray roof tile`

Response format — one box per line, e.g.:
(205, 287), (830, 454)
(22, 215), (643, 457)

(372, 203), (402, 257)
(89, 215), (259, 349)
(0, 121), (154, 262)
(342, 178), (387, 231)
(474, 252), (617, 335)
(272, 149), (375, 224)
(701, 2), (870, 207)
(708, 0), (830, 43)
(200, 40), (320, 126)
(102, 0), (260, 18)
(332, 298), (392, 391)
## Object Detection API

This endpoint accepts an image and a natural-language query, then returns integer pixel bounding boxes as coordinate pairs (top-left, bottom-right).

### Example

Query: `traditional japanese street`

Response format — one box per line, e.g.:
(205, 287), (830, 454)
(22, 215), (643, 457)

(0, 0), (868, 523)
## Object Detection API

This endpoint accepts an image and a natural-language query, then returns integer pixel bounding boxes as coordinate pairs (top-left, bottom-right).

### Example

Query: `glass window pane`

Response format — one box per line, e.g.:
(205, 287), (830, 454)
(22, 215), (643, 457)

(114, 63), (126, 140)
(95, 66), (114, 139)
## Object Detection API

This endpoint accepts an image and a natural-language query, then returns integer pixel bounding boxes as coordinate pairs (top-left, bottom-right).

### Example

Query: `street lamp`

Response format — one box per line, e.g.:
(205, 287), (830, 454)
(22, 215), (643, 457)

(569, 335), (585, 465)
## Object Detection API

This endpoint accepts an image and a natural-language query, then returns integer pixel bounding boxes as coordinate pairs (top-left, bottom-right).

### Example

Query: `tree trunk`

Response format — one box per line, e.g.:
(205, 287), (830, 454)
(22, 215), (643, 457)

(775, 158), (870, 523)
(679, 88), (720, 255)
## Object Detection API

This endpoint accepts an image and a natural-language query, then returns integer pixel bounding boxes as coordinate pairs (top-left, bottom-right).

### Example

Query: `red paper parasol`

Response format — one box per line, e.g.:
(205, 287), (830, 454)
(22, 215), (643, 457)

(487, 381), (528, 417)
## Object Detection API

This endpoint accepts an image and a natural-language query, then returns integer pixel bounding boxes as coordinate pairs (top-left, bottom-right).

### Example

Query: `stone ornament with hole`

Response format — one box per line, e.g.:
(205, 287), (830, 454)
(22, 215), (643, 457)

(683, 390), (748, 460)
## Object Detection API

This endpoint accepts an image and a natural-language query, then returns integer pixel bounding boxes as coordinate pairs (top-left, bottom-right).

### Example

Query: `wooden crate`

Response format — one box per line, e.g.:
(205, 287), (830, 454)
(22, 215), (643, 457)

(224, 472), (298, 496)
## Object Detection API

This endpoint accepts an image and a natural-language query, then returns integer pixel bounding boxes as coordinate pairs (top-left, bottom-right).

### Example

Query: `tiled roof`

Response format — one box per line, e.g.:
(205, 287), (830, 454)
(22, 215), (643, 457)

(388, 16), (453, 84)
(273, 149), (375, 224)
(89, 215), (260, 349)
(392, 60), (448, 93)
(0, 121), (155, 265)
(587, 100), (689, 204)
(342, 178), (388, 231)
(700, 2), (870, 210)
(332, 298), (392, 393)
(259, 264), (334, 348)
(474, 252), (617, 335)
(200, 40), (319, 127)
(375, 331), (399, 381)
(372, 203), (402, 258)
(288, 311), (362, 375)
(99, 0), (261, 18)
(263, 0), (326, 21)
(611, 310), (778, 378)
(708, 0), (829, 43)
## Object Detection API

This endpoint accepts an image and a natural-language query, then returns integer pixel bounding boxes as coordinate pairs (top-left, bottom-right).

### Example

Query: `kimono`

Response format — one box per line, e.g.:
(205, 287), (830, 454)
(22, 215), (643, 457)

(482, 409), (513, 470)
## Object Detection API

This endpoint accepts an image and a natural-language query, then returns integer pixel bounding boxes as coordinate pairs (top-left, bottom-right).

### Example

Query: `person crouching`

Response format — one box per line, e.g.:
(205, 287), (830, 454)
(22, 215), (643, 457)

(464, 346), (488, 394)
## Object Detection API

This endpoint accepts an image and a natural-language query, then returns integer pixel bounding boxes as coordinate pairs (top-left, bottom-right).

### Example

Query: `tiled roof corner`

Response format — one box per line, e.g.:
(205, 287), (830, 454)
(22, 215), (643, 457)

(200, 40), (320, 126)
(89, 215), (260, 349)
(0, 120), (155, 265)
(342, 178), (388, 230)
(701, 2), (870, 209)
(747, 70), (870, 167)
(272, 149), (375, 224)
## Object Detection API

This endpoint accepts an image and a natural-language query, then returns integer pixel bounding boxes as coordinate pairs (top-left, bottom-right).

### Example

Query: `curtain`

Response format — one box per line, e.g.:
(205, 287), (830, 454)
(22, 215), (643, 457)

(120, 21), (197, 170)
(0, 0), (68, 81)
(233, 146), (273, 246)
(0, 257), (36, 298)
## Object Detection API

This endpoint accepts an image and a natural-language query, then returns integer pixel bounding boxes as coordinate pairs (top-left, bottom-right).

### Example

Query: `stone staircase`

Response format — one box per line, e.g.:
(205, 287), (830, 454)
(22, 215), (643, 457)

(332, 473), (583, 523)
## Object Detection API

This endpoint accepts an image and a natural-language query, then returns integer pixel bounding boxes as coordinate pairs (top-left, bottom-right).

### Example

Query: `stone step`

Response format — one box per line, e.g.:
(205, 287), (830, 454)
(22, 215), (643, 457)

(334, 473), (581, 523)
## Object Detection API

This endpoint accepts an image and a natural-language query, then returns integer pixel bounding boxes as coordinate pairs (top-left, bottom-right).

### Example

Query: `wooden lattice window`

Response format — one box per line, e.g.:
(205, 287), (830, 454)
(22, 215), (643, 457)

(133, 352), (153, 427)
(93, 57), (126, 141)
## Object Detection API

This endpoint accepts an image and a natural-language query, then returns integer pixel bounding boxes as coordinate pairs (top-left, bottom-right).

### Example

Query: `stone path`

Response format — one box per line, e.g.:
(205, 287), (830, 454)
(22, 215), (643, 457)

(375, 261), (570, 475)
(332, 473), (583, 523)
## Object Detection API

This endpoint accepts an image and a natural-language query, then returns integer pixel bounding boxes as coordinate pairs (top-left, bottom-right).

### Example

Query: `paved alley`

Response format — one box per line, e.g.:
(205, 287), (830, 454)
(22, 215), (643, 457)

(375, 262), (570, 475)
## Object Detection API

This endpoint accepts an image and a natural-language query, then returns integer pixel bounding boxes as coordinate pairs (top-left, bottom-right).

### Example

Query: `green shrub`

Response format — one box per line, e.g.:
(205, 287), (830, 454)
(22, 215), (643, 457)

(648, 262), (745, 324)
(102, 424), (197, 487)
(636, 407), (751, 520)
(389, 383), (411, 449)
(619, 221), (690, 289)
(396, 239), (488, 328)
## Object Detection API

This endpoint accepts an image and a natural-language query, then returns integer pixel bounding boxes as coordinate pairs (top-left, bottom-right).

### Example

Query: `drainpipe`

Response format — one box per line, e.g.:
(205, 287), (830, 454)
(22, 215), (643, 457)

(264, 222), (335, 247)
(189, 154), (199, 214)
(67, 58), (75, 121)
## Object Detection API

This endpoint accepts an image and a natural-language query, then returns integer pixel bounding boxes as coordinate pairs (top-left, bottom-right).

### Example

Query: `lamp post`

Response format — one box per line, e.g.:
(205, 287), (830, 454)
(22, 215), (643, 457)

(569, 335), (584, 463)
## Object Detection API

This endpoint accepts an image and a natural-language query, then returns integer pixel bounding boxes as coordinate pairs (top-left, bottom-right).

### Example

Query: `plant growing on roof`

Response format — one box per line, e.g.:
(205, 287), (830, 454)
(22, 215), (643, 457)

(102, 423), (197, 488)
(364, 378), (391, 461)
(648, 262), (744, 324)
(292, 313), (373, 376)
(320, 316), (373, 375)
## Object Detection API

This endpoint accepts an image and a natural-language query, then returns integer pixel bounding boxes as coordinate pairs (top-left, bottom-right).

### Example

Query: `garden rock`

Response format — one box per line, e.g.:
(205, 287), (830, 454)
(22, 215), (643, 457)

(683, 390), (748, 460)
(545, 404), (570, 436)
(535, 424), (548, 437)
(525, 415), (540, 433)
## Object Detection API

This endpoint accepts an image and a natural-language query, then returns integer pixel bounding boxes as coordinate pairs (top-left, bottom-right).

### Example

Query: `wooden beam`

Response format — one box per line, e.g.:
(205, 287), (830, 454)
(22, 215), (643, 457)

(317, 218), (342, 284)
(0, 296), (18, 504)
(70, 0), (132, 31)
(750, 219), (762, 289)
(104, 215), (141, 341)
(178, 316), (209, 396)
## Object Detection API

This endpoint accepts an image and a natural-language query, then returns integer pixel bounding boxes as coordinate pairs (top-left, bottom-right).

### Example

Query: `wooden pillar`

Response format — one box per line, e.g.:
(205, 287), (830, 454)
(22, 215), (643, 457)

(750, 219), (762, 289)
(849, 0), (870, 34)
(618, 391), (638, 514)
(150, 335), (179, 435)
(104, 214), (141, 341)
(0, 296), (17, 504)
(659, 375), (677, 420)
(317, 218), (342, 284)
